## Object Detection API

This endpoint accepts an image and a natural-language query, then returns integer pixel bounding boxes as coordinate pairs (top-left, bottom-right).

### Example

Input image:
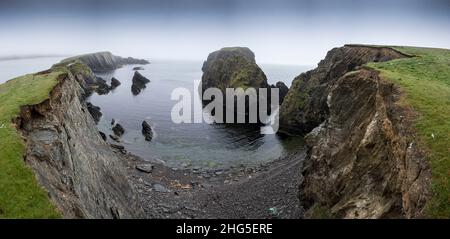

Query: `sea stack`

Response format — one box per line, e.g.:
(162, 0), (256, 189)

(141, 121), (153, 141)
(201, 47), (271, 123)
(131, 71), (150, 95)
(110, 77), (121, 89)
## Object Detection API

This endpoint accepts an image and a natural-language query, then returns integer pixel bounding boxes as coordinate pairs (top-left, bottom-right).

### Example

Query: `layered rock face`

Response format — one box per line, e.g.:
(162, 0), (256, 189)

(281, 45), (430, 218)
(15, 64), (144, 218)
(279, 45), (410, 135)
(61, 51), (149, 72)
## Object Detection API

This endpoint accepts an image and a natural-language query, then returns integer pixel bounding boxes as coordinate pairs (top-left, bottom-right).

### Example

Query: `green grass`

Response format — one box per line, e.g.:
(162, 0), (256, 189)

(0, 71), (64, 218)
(367, 46), (450, 218)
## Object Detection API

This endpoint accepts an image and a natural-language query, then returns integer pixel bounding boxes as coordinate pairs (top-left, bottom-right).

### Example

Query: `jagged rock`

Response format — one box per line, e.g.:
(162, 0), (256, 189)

(287, 45), (430, 219)
(99, 131), (107, 141)
(136, 164), (154, 173)
(86, 102), (102, 123)
(95, 77), (111, 95)
(131, 71), (150, 95)
(110, 144), (125, 151)
(111, 118), (115, 125)
(271, 81), (289, 103)
(110, 77), (121, 89)
(279, 45), (410, 135)
(112, 123), (125, 137)
(142, 120), (153, 141)
(133, 66), (144, 71)
(110, 144), (126, 154)
(109, 134), (120, 142)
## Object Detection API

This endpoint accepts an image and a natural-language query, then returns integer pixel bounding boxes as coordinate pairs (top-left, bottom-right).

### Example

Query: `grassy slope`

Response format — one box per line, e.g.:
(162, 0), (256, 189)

(0, 71), (63, 218)
(367, 46), (450, 218)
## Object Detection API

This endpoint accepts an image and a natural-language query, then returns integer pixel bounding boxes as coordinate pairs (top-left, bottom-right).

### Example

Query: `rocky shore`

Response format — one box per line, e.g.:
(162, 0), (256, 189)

(4, 46), (436, 219)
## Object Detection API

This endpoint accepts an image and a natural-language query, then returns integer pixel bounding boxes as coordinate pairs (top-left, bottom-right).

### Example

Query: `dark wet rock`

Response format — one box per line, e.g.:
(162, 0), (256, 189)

(99, 131), (107, 141)
(86, 102), (102, 123)
(110, 77), (121, 89)
(112, 123), (125, 137)
(136, 164), (154, 173)
(110, 144), (127, 154)
(111, 118), (115, 126)
(131, 71), (150, 95)
(142, 120), (153, 141)
(109, 134), (120, 142)
(153, 184), (170, 193)
(110, 144), (125, 151)
(133, 66), (144, 71)
(271, 81), (289, 103)
(95, 77), (111, 95)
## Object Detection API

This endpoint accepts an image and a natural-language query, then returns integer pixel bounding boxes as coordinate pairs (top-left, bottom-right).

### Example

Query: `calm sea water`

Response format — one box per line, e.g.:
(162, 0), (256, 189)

(0, 57), (312, 169)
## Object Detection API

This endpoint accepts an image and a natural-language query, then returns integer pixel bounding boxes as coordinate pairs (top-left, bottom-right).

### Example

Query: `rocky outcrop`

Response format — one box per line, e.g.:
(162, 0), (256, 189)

(279, 45), (411, 135)
(110, 77), (121, 89)
(86, 102), (102, 124)
(112, 123), (125, 137)
(280, 45), (430, 218)
(201, 47), (269, 92)
(272, 81), (289, 104)
(131, 71), (150, 95)
(61, 52), (149, 72)
(95, 77), (111, 95)
(201, 47), (274, 122)
(14, 64), (144, 218)
(142, 121), (153, 141)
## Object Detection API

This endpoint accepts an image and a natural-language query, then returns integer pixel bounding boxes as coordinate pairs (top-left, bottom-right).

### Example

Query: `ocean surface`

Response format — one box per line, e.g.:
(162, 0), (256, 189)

(0, 57), (313, 169)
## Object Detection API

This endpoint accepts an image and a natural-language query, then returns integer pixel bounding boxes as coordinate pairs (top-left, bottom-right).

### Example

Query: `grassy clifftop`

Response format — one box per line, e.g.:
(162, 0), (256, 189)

(0, 70), (64, 218)
(367, 46), (450, 218)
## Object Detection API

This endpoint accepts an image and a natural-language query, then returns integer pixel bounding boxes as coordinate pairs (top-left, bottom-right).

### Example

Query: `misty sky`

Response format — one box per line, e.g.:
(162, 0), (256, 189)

(0, 0), (449, 64)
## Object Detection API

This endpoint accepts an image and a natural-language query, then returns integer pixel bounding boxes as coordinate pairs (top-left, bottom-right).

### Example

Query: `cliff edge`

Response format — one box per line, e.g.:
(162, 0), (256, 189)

(279, 45), (450, 218)
(0, 54), (145, 218)
(61, 51), (149, 72)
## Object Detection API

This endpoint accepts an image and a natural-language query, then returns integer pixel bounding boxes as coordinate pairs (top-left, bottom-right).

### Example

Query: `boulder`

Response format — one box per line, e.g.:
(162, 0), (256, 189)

(112, 123), (125, 137)
(133, 66), (144, 71)
(136, 164), (154, 173)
